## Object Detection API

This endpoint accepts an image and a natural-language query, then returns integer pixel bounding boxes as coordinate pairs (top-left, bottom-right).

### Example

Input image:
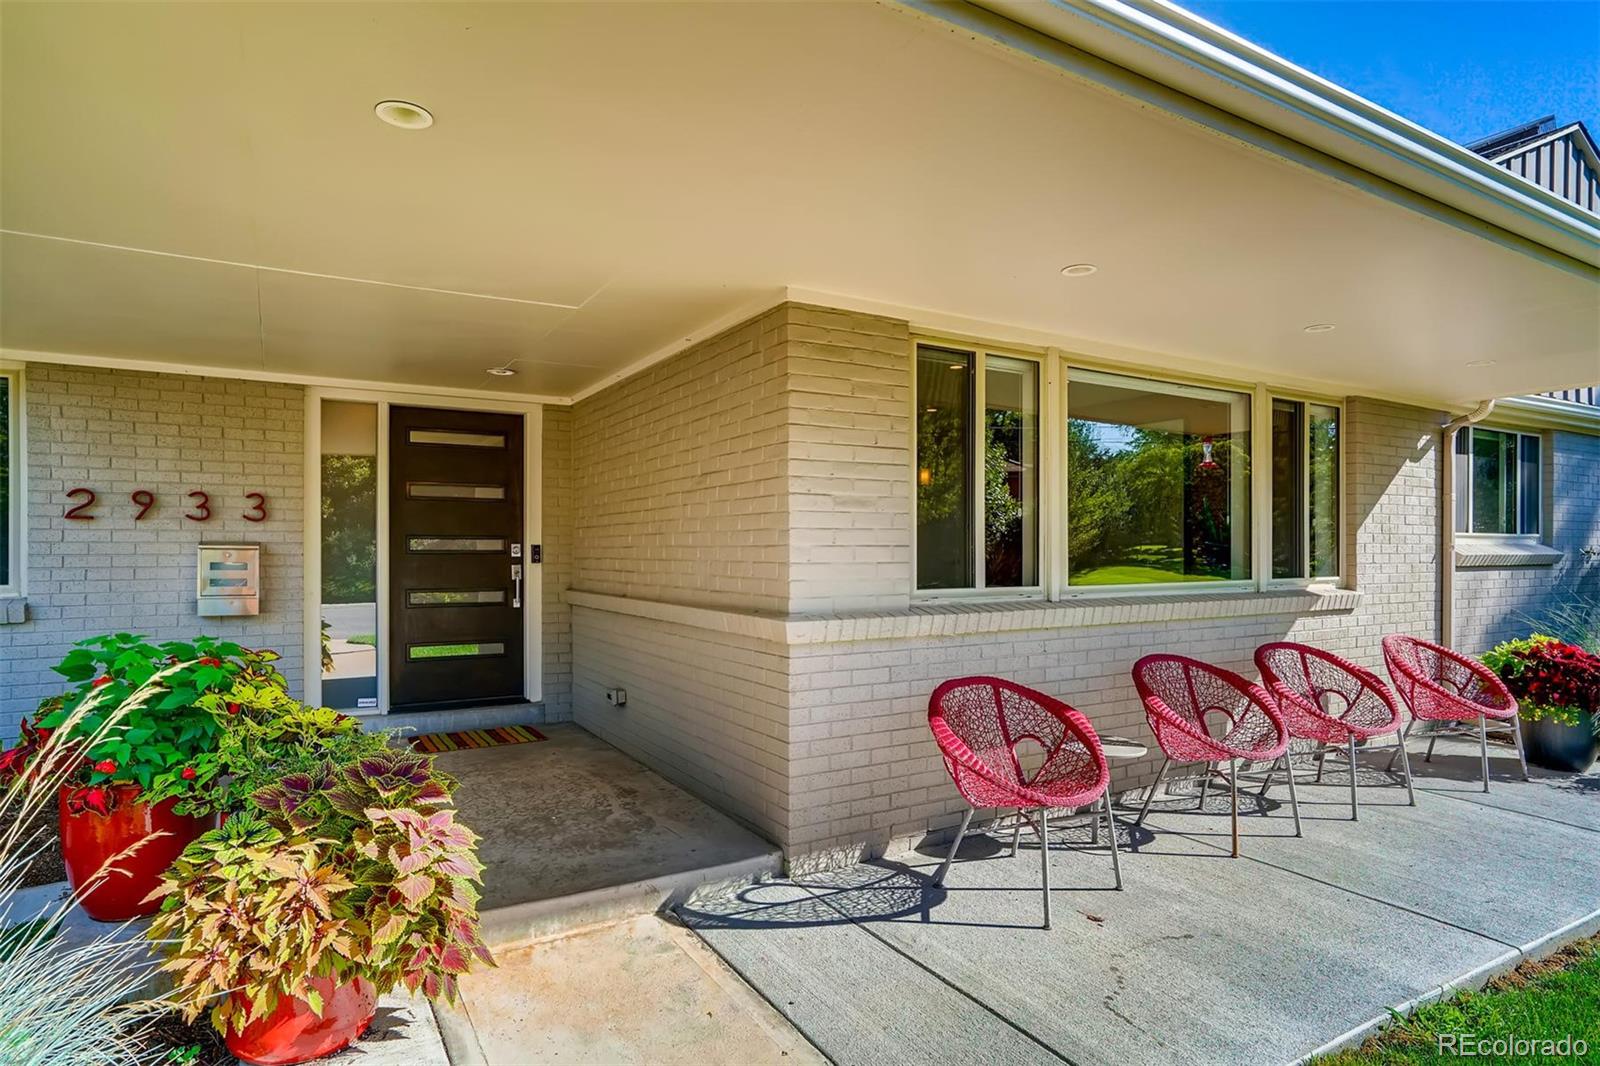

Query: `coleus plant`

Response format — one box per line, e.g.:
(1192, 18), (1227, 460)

(11, 634), (286, 815)
(146, 814), (358, 1032)
(187, 675), (384, 815)
(149, 748), (494, 1031)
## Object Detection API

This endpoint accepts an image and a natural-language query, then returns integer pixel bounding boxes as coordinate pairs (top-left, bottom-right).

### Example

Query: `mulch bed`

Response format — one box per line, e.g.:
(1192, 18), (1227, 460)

(2, 805), (66, 888)
(137, 1012), (232, 1065)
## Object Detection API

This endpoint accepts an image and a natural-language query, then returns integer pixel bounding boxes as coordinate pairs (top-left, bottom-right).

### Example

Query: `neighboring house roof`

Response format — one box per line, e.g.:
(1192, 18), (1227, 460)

(1469, 116), (1600, 215)
(1466, 117), (1600, 414)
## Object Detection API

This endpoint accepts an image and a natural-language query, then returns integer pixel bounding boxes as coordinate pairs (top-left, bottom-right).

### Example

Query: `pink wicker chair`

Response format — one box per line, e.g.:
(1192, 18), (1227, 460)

(928, 677), (1121, 929)
(1255, 642), (1415, 819)
(1382, 635), (1528, 793)
(1131, 654), (1298, 856)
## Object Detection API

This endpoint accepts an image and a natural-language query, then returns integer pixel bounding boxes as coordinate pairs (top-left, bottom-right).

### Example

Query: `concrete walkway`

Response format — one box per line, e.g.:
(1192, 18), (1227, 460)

(681, 736), (1600, 1066)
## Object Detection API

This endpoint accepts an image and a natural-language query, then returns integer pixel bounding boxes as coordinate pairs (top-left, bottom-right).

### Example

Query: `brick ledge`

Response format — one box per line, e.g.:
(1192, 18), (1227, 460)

(0, 597), (26, 625)
(1454, 542), (1564, 568)
(566, 587), (1361, 646)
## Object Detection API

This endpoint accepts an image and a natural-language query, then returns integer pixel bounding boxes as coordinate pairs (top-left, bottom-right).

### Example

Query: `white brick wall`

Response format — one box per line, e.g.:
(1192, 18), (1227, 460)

(1456, 430), (1600, 652)
(572, 307), (792, 613)
(571, 607), (791, 843)
(784, 306), (913, 613)
(0, 365), (304, 735)
(558, 305), (1537, 866)
(541, 405), (574, 720)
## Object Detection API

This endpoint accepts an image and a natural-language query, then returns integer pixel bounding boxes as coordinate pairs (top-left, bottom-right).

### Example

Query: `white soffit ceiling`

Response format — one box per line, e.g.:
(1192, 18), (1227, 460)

(1, 1), (1595, 405)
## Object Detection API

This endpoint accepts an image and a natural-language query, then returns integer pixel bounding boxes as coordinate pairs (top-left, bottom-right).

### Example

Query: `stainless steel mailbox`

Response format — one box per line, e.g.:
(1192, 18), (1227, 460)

(196, 544), (260, 617)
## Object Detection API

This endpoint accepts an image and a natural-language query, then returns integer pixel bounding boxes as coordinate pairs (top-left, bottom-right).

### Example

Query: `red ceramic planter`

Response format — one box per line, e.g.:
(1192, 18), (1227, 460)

(58, 783), (216, 922)
(225, 976), (377, 1066)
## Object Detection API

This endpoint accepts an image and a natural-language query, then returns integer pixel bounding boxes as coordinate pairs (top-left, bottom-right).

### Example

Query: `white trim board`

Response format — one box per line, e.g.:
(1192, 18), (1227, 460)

(1, 347), (571, 407)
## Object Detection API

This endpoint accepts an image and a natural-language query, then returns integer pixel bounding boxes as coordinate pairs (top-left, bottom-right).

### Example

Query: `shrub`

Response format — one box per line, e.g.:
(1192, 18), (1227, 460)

(1482, 634), (1600, 728)
(148, 749), (493, 1033)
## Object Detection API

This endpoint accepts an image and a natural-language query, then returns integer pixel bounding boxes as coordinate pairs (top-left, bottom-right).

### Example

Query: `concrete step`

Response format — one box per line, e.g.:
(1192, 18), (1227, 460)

(477, 847), (782, 948)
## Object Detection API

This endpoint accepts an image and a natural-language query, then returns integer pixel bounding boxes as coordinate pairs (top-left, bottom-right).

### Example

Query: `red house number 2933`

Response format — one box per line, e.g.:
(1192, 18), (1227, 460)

(63, 489), (269, 523)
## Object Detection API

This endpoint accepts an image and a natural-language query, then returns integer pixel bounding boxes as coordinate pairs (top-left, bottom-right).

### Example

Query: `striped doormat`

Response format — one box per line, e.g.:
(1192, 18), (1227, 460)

(409, 724), (547, 753)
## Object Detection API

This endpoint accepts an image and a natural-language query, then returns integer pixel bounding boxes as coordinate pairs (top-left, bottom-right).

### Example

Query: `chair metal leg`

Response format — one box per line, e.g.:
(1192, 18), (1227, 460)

(1102, 793), (1123, 890)
(1478, 714), (1491, 793)
(1011, 811), (1022, 857)
(1386, 719), (1413, 772)
(1397, 730), (1417, 806)
(1348, 734), (1360, 821)
(1038, 807), (1052, 929)
(1258, 751), (1279, 798)
(1283, 748), (1303, 837)
(1511, 715), (1530, 781)
(1229, 758), (1240, 858)
(1426, 725), (1439, 763)
(1315, 749), (1328, 782)
(933, 807), (974, 886)
(1091, 800), (1100, 846)
(1134, 757), (1171, 827)
(1199, 764), (1212, 810)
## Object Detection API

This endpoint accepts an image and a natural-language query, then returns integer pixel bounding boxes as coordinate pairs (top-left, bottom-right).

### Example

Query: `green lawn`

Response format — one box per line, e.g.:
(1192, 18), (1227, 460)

(1070, 544), (1230, 586)
(1320, 936), (1600, 1064)
(346, 633), (376, 646)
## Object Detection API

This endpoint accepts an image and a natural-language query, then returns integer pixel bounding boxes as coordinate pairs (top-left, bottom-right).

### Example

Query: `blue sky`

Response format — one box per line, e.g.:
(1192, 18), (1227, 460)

(1180, 1), (1600, 144)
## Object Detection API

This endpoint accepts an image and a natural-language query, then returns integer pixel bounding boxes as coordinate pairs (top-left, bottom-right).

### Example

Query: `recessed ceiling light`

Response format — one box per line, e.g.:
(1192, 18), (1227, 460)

(1465, 359), (1497, 368)
(485, 366), (517, 377)
(375, 100), (433, 130)
(1060, 264), (1098, 277)
(1302, 323), (1336, 334)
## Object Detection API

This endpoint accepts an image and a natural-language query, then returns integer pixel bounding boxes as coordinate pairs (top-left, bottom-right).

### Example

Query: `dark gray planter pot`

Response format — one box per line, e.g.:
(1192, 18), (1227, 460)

(1523, 711), (1599, 773)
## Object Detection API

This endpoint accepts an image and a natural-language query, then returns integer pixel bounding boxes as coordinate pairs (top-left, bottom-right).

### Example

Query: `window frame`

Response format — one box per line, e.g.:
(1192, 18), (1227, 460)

(1060, 365), (1257, 597)
(910, 340), (1050, 599)
(909, 337), (1348, 600)
(0, 365), (22, 599)
(1262, 391), (1346, 590)
(1455, 425), (1544, 540)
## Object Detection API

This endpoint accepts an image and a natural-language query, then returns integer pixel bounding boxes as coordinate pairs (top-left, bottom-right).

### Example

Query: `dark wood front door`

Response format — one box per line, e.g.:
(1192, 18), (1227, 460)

(388, 406), (524, 710)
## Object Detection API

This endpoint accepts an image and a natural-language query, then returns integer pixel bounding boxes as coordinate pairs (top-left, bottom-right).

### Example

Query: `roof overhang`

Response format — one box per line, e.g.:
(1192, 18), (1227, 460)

(1, 1), (1595, 408)
(949, 0), (1600, 267)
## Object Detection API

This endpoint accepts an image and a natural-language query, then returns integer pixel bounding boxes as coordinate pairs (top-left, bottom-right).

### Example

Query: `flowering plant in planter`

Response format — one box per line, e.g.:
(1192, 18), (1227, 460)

(1482, 634), (1600, 728)
(148, 744), (494, 1056)
(8, 633), (287, 815)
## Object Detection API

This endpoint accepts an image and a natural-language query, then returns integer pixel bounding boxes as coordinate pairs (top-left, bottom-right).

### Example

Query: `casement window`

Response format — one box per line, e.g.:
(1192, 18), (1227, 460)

(914, 345), (1040, 591)
(913, 343), (1345, 596)
(0, 370), (16, 595)
(1066, 370), (1252, 587)
(1455, 427), (1541, 536)
(1270, 399), (1341, 580)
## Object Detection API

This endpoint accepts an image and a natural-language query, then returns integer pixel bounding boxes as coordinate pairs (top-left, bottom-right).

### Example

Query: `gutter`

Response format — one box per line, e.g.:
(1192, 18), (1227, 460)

(1439, 400), (1496, 647)
(1492, 393), (1600, 435)
(912, 0), (1600, 268)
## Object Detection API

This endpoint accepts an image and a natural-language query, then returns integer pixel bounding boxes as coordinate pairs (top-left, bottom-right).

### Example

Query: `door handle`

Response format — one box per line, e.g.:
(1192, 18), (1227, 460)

(511, 564), (523, 609)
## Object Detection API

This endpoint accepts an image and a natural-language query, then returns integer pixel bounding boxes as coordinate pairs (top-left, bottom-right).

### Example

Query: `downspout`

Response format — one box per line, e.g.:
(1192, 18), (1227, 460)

(1440, 398), (1497, 646)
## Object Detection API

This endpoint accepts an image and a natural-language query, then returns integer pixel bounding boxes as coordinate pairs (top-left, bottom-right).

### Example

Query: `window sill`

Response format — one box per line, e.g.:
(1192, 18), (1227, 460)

(0, 597), (27, 625)
(1454, 541), (1564, 569)
(568, 586), (1360, 646)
